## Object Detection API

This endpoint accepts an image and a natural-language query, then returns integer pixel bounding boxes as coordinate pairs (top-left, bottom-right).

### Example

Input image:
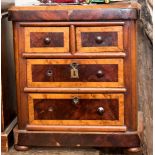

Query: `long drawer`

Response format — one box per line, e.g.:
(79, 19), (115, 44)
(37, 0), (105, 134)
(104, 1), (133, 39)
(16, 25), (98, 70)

(27, 59), (124, 88)
(28, 93), (124, 126)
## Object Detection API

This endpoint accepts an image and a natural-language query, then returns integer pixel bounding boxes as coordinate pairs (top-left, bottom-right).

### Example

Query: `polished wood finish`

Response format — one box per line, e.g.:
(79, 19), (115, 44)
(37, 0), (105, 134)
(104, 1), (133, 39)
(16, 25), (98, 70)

(33, 98), (119, 121)
(8, 2), (140, 21)
(22, 52), (126, 58)
(19, 21), (125, 27)
(26, 125), (127, 132)
(9, 2), (140, 151)
(16, 131), (140, 147)
(30, 32), (64, 47)
(24, 87), (127, 93)
(28, 93), (124, 126)
(25, 27), (69, 52)
(76, 26), (123, 52)
(27, 59), (124, 88)
(31, 64), (118, 82)
(13, 126), (140, 148)
(13, 22), (29, 129)
(70, 25), (76, 54)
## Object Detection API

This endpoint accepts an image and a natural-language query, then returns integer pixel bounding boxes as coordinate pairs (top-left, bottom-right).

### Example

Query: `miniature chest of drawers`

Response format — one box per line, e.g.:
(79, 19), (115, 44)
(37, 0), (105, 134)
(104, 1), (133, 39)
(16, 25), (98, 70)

(9, 2), (141, 152)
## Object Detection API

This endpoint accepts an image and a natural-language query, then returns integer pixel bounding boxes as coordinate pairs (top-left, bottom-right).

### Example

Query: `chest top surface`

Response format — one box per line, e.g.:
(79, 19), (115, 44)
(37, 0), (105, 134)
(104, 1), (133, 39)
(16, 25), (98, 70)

(8, 1), (140, 21)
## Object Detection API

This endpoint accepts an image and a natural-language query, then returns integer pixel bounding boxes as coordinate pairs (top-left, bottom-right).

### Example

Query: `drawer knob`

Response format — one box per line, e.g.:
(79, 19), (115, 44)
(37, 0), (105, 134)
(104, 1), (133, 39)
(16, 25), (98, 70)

(46, 69), (53, 77)
(95, 36), (103, 44)
(48, 107), (53, 112)
(44, 37), (51, 44)
(96, 70), (104, 78)
(72, 97), (79, 105)
(97, 107), (104, 115)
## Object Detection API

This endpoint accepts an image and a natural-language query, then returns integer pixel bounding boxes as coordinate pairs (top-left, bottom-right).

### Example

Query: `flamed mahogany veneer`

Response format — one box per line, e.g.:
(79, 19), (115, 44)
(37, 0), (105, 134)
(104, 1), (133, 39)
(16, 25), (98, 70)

(9, 1), (142, 153)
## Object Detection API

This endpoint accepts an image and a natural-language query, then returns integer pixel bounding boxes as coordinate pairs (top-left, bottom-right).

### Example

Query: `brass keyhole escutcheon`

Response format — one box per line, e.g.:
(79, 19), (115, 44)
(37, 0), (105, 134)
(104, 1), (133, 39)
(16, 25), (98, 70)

(72, 97), (79, 105)
(70, 63), (79, 79)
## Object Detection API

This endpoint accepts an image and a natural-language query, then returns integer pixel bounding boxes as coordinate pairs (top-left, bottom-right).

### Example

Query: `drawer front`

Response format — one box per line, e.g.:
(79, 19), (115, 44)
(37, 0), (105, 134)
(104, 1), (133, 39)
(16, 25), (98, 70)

(25, 27), (69, 52)
(27, 59), (124, 88)
(76, 26), (123, 52)
(28, 93), (124, 126)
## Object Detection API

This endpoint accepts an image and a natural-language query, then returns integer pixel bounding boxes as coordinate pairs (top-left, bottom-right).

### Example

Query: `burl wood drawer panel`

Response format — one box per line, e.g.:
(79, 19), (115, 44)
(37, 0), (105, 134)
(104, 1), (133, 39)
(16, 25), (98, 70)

(28, 93), (124, 126)
(27, 59), (124, 88)
(76, 26), (123, 52)
(25, 27), (69, 52)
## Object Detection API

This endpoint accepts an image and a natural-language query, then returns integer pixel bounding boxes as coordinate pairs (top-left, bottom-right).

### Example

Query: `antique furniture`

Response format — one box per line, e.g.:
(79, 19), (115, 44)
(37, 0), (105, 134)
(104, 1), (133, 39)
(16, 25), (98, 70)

(1, 0), (17, 152)
(8, 2), (141, 152)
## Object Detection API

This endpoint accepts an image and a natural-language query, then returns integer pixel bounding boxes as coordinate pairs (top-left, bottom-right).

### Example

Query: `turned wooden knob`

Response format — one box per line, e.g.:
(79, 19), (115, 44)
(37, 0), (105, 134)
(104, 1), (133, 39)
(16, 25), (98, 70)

(95, 36), (103, 44)
(97, 107), (104, 115)
(96, 70), (104, 78)
(44, 37), (51, 44)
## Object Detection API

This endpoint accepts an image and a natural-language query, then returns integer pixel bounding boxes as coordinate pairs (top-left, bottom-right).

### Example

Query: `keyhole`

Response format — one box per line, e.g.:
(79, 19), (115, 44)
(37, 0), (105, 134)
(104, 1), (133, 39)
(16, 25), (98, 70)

(73, 70), (76, 76)
(70, 63), (79, 79)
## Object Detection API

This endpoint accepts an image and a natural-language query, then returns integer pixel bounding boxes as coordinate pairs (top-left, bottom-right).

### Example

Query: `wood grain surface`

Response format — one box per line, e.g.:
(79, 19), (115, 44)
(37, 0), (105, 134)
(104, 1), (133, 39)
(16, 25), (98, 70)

(9, 2), (141, 150)
(76, 26), (123, 52)
(8, 2), (140, 21)
(26, 124), (127, 132)
(30, 32), (64, 47)
(33, 99), (119, 120)
(31, 64), (118, 82)
(27, 59), (124, 88)
(25, 27), (69, 52)
(13, 126), (140, 148)
(28, 93), (124, 126)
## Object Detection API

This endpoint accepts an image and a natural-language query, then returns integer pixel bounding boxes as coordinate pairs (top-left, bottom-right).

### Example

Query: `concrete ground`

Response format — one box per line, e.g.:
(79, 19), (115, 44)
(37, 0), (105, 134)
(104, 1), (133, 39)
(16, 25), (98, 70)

(2, 147), (124, 155)
(2, 147), (100, 155)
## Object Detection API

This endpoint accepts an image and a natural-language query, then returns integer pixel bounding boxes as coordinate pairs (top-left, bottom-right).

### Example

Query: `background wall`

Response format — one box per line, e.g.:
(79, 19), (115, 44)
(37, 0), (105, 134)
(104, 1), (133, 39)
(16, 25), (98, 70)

(137, 0), (153, 154)
(1, 0), (14, 12)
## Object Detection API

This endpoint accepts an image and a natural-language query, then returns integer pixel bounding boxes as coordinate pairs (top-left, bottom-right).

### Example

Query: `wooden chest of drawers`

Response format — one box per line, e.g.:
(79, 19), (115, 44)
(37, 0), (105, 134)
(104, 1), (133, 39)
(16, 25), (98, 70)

(9, 2), (142, 152)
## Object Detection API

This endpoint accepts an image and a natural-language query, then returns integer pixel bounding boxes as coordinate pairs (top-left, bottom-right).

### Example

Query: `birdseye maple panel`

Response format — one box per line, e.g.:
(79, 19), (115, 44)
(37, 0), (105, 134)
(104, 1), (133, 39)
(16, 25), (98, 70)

(27, 59), (124, 88)
(24, 27), (69, 52)
(28, 93), (124, 126)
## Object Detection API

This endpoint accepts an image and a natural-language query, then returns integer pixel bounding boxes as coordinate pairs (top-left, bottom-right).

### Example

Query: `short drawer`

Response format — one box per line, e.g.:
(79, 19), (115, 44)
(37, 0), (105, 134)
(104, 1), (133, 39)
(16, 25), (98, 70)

(27, 59), (124, 88)
(25, 27), (69, 52)
(28, 93), (124, 126)
(76, 26), (123, 52)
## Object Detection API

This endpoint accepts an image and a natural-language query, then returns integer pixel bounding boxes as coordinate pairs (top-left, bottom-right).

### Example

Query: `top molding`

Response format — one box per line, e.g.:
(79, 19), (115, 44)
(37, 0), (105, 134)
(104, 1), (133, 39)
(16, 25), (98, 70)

(8, 2), (141, 21)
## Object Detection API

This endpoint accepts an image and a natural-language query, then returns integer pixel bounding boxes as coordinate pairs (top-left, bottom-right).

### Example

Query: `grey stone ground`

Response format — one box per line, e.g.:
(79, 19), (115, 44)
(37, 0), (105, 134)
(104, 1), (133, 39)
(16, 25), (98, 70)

(2, 147), (100, 155)
(2, 147), (125, 155)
